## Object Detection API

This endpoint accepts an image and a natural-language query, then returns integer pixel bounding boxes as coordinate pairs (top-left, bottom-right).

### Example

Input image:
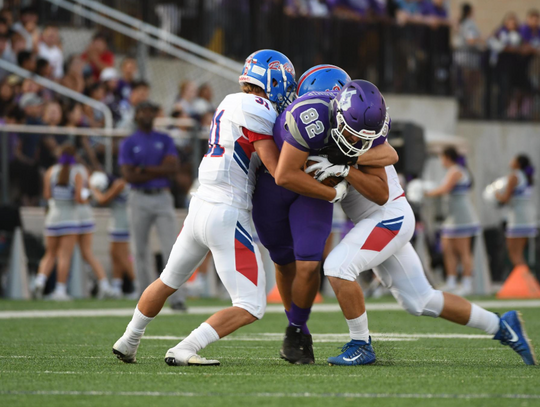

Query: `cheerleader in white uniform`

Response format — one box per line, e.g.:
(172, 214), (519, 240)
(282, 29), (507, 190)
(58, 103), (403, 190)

(496, 154), (537, 267)
(91, 174), (136, 298)
(426, 147), (480, 295)
(34, 144), (82, 300)
(73, 164), (114, 298)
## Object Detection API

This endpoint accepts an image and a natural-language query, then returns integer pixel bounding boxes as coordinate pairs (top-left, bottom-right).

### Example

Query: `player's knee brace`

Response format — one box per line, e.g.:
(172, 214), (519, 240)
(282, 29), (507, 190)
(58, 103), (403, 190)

(399, 289), (444, 317)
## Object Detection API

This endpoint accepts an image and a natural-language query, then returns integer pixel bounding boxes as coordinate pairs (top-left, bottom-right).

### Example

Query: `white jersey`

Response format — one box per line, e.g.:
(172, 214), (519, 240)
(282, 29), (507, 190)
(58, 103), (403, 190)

(195, 93), (277, 210)
(340, 165), (405, 224)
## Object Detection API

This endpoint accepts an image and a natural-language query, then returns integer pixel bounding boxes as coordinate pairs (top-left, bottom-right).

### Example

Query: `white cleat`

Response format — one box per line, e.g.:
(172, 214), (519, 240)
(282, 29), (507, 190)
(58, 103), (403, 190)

(164, 348), (220, 366)
(48, 290), (72, 301)
(112, 332), (140, 363)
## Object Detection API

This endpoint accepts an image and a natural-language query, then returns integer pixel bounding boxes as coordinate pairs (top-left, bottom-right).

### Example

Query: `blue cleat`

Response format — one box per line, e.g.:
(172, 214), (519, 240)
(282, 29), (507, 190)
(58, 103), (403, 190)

(327, 337), (376, 366)
(494, 310), (537, 365)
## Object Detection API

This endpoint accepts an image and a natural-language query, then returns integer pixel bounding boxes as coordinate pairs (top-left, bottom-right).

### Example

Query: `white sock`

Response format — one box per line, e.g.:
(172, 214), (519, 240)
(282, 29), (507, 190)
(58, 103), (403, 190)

(347, 312), (370, 342)
(462, 276), (472, 291)
(126, 306), (154, 344)
(55, 283), (67, 295)
(446, 275), (457, 289)
(112, 278), (123, 291)
(35, 273), (47, 287)
(466, 304), (500, 335)
(174, 322), (220, 353)
(99, 278), (111, 290)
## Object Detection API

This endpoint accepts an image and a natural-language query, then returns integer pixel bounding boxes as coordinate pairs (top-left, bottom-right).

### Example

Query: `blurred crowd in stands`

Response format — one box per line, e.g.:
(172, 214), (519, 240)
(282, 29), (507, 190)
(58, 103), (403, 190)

(0, 6), (215, 208)
(1, 2), (540, 209)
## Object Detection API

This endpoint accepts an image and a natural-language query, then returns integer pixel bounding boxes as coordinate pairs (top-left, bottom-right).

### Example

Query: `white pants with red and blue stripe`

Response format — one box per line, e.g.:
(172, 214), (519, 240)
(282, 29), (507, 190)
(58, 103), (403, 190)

(160, 196), (266, 319)
(325, 198), (438, 316)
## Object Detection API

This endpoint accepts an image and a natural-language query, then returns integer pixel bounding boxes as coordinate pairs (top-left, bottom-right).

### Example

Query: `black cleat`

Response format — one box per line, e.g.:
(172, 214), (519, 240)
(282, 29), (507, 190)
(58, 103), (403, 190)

(280, 326), (315, 365)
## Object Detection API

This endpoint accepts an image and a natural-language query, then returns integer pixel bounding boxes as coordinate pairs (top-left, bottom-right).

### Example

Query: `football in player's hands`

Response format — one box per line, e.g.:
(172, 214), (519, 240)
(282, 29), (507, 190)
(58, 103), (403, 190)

(305, 156), (345, 187)
(319, 142), (357, 166)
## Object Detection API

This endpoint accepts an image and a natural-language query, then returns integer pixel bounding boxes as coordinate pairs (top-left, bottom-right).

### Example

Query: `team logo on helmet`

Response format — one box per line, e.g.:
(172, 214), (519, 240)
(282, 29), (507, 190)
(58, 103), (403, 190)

(268, 61), (295, 75)
(339, 89), (356, 111)
(242, 54), (258, 75)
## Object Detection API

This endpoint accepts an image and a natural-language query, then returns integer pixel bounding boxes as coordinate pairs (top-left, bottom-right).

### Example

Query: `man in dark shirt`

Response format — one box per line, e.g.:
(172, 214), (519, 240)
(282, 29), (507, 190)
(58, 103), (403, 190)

(119, 101), (186, 310)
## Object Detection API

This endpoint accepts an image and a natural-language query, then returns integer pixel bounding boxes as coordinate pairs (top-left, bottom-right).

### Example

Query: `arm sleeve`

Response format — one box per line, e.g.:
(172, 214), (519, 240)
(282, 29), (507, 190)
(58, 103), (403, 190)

(242, 127), (273, 143)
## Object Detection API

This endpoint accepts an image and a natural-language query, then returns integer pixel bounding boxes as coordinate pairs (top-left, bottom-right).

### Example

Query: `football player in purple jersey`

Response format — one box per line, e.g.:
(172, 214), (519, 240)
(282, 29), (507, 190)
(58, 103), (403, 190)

(252, 67), (398, 364)
(276, 79), (536, 367)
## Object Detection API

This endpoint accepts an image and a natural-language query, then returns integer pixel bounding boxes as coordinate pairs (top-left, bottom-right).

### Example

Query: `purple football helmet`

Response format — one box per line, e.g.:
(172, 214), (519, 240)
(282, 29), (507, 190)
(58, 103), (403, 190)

(331, 80), (390, 157)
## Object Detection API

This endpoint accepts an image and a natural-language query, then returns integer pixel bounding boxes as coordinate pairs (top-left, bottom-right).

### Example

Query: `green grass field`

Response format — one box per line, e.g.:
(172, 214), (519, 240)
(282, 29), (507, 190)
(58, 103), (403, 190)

(1, 298), (539, 407)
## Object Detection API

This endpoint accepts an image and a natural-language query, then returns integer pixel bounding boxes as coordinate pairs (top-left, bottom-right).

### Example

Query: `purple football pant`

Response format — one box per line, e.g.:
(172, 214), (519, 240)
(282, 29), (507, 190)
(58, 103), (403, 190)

(252, 170), (333, 266)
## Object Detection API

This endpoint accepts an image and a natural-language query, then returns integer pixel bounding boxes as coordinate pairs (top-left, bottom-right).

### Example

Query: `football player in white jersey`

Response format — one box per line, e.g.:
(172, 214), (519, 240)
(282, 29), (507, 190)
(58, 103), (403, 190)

(279, 79), (536, 366)
(112, 49), (300, 366)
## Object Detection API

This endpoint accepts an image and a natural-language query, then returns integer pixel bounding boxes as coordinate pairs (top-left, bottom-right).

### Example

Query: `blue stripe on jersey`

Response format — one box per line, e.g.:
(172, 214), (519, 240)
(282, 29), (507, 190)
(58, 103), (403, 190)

(235, 224), (254, 253)
(236, 222), (253, 242)
(233, 142), (250, 174)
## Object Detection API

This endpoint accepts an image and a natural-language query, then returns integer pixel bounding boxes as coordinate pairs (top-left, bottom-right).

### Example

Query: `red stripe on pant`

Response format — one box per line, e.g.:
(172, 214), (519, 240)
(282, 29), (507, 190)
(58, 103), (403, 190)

(235, 239), (258, 286)
(361, 227), (399, 252)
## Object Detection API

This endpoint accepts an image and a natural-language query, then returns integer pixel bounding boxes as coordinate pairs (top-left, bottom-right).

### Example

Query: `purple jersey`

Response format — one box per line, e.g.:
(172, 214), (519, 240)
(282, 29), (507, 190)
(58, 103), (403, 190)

(275, 91), (387, 153)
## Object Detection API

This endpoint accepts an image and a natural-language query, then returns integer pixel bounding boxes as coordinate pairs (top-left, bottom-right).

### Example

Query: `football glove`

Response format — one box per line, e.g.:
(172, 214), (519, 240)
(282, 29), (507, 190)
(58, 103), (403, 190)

(305, 156), (350, 182)
(330, 180), (349, 203)
(320, 142), (358, 166)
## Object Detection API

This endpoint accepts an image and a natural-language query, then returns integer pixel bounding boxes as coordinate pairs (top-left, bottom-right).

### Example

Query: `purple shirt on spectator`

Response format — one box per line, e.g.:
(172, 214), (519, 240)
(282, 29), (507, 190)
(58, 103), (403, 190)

(520, 24), (540, 47)
(421, 2), (448, 19)
(327, 0), (385, 16)
(119, 129), (178, 189)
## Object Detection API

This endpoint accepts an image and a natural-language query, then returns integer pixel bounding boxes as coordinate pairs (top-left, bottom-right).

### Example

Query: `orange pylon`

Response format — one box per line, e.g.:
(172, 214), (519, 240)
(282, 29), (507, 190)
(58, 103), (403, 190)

(497, 265), (540, 299)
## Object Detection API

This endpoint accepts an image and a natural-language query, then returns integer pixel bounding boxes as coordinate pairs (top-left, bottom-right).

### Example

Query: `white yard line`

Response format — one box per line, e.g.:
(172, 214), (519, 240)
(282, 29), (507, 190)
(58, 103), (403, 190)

(142, 332), (491, 342)
(1, 390), (539, 399)
(0, 300), (539, 319)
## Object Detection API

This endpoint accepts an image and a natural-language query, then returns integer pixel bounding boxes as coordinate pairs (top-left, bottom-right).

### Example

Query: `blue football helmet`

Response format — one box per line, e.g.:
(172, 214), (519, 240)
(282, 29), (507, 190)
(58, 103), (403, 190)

(331, 80), (390, 157)
(239, 49), (297, 113)
(296, 64), (351, 97)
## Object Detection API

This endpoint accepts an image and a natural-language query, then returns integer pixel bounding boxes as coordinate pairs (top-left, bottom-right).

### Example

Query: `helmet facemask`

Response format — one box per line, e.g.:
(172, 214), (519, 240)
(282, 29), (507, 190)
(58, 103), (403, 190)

(331, 108), (390, 157)
(267, 65), (297, 114)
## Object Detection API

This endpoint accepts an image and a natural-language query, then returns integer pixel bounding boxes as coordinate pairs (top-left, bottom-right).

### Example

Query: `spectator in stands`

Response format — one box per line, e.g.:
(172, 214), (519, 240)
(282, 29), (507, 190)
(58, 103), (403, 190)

(0, 33), (15, 80)
(34, 143), (81, 300)
(119, 101), (186, 308)
(4, 105), (24, 202)
(82, 32), (114, 82)
(0, 17), (8, 36)
(84, 83), (106, 128)
(175, 80), (198, 117)
(395, 0), (425, 25)
(495, 154), (537, 269)
(36, 58), (52, 79)
(422, 0), (449, 27)
(117, 57), (138, 101)
(192, 83), (214, 118)
(0, 77), (14, 116)
(39, 101), (67, 170)
(328, 0), (384, 20)
(0, 9), (13, 31)
(521, 9), (540, 51)
(488, 13), (524, 118)
(38, 25), (64, 80)
(425, 147), (479, 296)
(61, 55), (85, 94)
(9, 32), (27, 57)
(12, 6), (39, 52)
(116, 80), (150, 129)
(100, 67), (119, 106)
(455, 3), (483, 118)
(17, 50), (36, 72)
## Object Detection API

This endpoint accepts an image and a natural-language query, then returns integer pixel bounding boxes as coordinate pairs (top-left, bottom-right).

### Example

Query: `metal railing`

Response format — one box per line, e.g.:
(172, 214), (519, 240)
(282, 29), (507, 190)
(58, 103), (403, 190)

(0, 58), (115, 174)
(1, 119), (209, 205)
(45, 0), (242, 84)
